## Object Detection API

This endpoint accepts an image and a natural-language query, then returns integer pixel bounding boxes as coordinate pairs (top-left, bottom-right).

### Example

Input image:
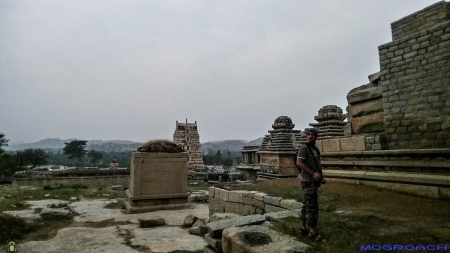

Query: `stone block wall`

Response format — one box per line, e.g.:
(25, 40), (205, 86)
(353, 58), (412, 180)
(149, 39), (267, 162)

(316, 134), (385, 152)
(391, 1), (450, 41)
(379, 1), (450, 149)
(208, 187), (302, 216)
(346, 81), (385, 136)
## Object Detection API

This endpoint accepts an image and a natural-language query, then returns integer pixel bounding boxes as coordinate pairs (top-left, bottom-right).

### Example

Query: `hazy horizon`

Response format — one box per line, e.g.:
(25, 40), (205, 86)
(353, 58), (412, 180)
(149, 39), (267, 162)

(0, 0), (440, 144)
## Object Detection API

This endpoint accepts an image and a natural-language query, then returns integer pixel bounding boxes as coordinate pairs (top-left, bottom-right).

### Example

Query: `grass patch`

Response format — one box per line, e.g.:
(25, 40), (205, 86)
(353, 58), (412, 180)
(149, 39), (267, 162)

(230, 179), (450, 253)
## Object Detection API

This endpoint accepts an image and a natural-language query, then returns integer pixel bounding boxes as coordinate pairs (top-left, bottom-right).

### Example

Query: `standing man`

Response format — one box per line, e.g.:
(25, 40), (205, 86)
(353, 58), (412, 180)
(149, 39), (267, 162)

(296, 128), (325, 242)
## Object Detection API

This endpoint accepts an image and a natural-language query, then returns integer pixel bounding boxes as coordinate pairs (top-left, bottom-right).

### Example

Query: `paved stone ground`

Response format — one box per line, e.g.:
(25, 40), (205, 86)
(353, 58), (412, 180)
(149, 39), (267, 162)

(6, 199), (209, 253)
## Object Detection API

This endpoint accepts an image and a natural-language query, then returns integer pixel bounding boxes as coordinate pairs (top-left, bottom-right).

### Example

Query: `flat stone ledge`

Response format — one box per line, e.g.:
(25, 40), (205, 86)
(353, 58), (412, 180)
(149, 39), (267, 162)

(125, 202), (191, 214)
(324, 170), (450, 186)
(322, 148), (450, 157)
(126, 190), (190, 200)
(206, 214), (266, 238)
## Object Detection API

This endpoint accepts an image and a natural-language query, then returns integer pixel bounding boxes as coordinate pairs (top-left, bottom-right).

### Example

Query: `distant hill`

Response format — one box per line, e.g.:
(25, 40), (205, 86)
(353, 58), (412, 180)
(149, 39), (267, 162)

(201, 138), (263, 154)
(5, 137), (263, 154)
(5, 138), (142, 152)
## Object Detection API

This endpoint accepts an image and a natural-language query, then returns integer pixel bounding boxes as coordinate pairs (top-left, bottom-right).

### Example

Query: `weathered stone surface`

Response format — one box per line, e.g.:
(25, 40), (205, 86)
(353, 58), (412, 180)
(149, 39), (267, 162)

(228, 190), (244, 203)
(209, 198), (225, 214)
(253, 192), (267, 201)
(339, 136), (366, 151)
(39, 208), (73, 220)
(191, 219), (204, 227)
(265, 209), (300, 220)
(321, 139), (340, 152)
(111, 185), (124, 191)
(188, 225), (208, 236)
(215, 188), (229, 201)
(250, 199), (264, 209)
(138, 217), (165, 227)
(209, 187), (215, 197)
(351, 112), (385, 134)
(348, 98), (383, 118)
(279, 199), (303, 210)
(368, 71), (381, 83)
(265, 204), (287, 213)
(263, 196), (281, 206)
(206, 214), (266, 238)
(208, 213), (241, 223)
(240, 204), (256, 215)
(347, 86), (382, 104)
(183, 214), (198, 227)
(224, 202), (242, 214)
(222, 225), (311, 253)
(344, 123), (352, 136)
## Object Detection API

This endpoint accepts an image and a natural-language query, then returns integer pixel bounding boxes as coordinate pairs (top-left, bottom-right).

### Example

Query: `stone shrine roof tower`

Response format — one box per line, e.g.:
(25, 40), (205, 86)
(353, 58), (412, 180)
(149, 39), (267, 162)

(309, 105), (347, 140)
(259, 116), (302, 151)
(173, 119), (204, 172)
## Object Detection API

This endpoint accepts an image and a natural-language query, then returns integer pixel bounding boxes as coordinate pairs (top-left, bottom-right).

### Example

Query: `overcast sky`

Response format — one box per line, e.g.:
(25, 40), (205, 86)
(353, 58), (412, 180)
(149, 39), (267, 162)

(0, 0), (441, 144)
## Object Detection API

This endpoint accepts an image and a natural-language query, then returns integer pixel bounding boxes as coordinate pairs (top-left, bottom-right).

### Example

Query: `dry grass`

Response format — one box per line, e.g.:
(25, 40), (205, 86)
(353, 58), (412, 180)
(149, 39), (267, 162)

(231, 179), (450, 253)
(137, 139), (184, 153)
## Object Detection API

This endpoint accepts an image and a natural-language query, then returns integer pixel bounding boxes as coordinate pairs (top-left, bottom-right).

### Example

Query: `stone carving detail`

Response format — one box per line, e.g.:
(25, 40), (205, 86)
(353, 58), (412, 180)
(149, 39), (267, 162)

(271, 116), (295, 130)
(259, 116), (301, 151)
(309, 105), (347, 140)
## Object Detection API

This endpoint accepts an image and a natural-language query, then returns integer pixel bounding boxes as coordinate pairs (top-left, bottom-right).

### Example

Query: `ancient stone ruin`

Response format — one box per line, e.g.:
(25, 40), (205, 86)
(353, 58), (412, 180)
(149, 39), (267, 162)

(257, 116), (302, 179)
(173, 119), (205, 172)
(238, 1), (450, 199)
(125, 139), (190, 214)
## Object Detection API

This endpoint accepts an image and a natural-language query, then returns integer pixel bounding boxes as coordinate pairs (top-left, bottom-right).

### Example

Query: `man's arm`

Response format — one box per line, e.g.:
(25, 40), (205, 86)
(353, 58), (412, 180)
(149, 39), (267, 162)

(296, 157), (321, 181)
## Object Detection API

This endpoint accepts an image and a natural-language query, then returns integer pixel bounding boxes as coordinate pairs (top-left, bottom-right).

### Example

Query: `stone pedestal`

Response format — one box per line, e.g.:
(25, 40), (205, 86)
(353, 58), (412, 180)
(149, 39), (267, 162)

(125, 152), (190, 214)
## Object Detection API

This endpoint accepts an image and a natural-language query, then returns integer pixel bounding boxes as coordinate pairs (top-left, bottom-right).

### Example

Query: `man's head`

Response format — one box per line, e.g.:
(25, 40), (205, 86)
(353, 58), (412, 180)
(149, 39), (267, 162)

(306, 128), (318, 144)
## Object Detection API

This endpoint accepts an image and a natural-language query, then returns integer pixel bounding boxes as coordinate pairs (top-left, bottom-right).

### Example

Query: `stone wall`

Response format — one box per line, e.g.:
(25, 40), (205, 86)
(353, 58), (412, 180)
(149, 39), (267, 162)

(391, 1), (450, 41)
(208, 186), (302, 216)
(379, 1), (450, 149)
(13, 175), (129, 187)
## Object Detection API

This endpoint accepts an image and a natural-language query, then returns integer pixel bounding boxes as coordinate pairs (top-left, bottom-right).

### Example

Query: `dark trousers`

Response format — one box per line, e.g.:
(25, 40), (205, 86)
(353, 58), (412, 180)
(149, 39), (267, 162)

(300, 181), (319, 228)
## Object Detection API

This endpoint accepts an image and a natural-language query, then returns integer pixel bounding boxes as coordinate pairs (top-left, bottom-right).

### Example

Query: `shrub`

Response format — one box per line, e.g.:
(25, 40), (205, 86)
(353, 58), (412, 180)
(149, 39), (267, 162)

(42, 185), (52, 190)
(0, 214), (31, 242)
(137, 139), (184, 153)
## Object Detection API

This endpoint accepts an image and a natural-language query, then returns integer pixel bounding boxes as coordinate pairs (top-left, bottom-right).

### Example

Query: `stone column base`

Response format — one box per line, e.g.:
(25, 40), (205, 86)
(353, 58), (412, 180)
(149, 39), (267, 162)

(125, 189), (191, 214)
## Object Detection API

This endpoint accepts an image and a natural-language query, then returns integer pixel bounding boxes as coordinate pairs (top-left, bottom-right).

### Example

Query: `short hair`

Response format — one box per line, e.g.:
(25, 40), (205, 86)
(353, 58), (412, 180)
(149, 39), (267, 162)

(306, 128), (318, 137)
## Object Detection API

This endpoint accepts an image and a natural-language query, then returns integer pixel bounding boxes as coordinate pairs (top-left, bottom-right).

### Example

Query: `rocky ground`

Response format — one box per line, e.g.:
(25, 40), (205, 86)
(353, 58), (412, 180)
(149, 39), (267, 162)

(6, 199), (210, 253)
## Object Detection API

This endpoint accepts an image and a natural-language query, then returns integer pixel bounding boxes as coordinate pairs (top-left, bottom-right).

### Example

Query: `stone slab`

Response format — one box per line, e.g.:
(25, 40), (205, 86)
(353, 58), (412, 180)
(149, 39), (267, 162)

(339, 136), (366, 151)
(215, 188), (229, 201)
(224, 202), (242, 214)
(279, 199), (303, 210)
(265, 209), (300, 220)
(263, 196), (281, 206)
(125, 201), (190, 214)
(351, 112), (384, 134)
(253, 192), (267, 201)
(265, 204), (287, 213)
(321, 139), (341, 152)
(18, 225), (208, 253)
(347, 86), (382, 104)
(348, 98), (383, 118)
(206, 214), (266, 238)
(228, 190), (244, 203)
(222, 225), (311, 253)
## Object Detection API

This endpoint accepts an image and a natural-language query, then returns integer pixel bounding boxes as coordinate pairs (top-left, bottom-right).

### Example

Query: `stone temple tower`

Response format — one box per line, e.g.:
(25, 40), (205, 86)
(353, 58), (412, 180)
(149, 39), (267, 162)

(173, 119), (204, 172)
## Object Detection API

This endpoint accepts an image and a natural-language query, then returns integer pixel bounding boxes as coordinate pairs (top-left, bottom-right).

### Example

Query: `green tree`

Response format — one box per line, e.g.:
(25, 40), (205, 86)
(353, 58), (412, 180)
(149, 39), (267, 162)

(214, 150), (222, 165)
(87, 150), (103, 166)
(0, 133), (8, 157)
(63, 140), (87, 166)
(18, 148), (49, 169)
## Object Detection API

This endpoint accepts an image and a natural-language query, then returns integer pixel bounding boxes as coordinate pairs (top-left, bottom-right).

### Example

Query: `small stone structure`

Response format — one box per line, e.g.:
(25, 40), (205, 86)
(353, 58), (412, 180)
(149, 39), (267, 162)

(309, 105), (346, 140)
(125, 140), (190, 213)
(316, 1), (450, 199)
(208, 186), (303, 216)
(257, 116), (302, 179)
(173, 119), (205, 172)
(235, 146), (260, 180)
